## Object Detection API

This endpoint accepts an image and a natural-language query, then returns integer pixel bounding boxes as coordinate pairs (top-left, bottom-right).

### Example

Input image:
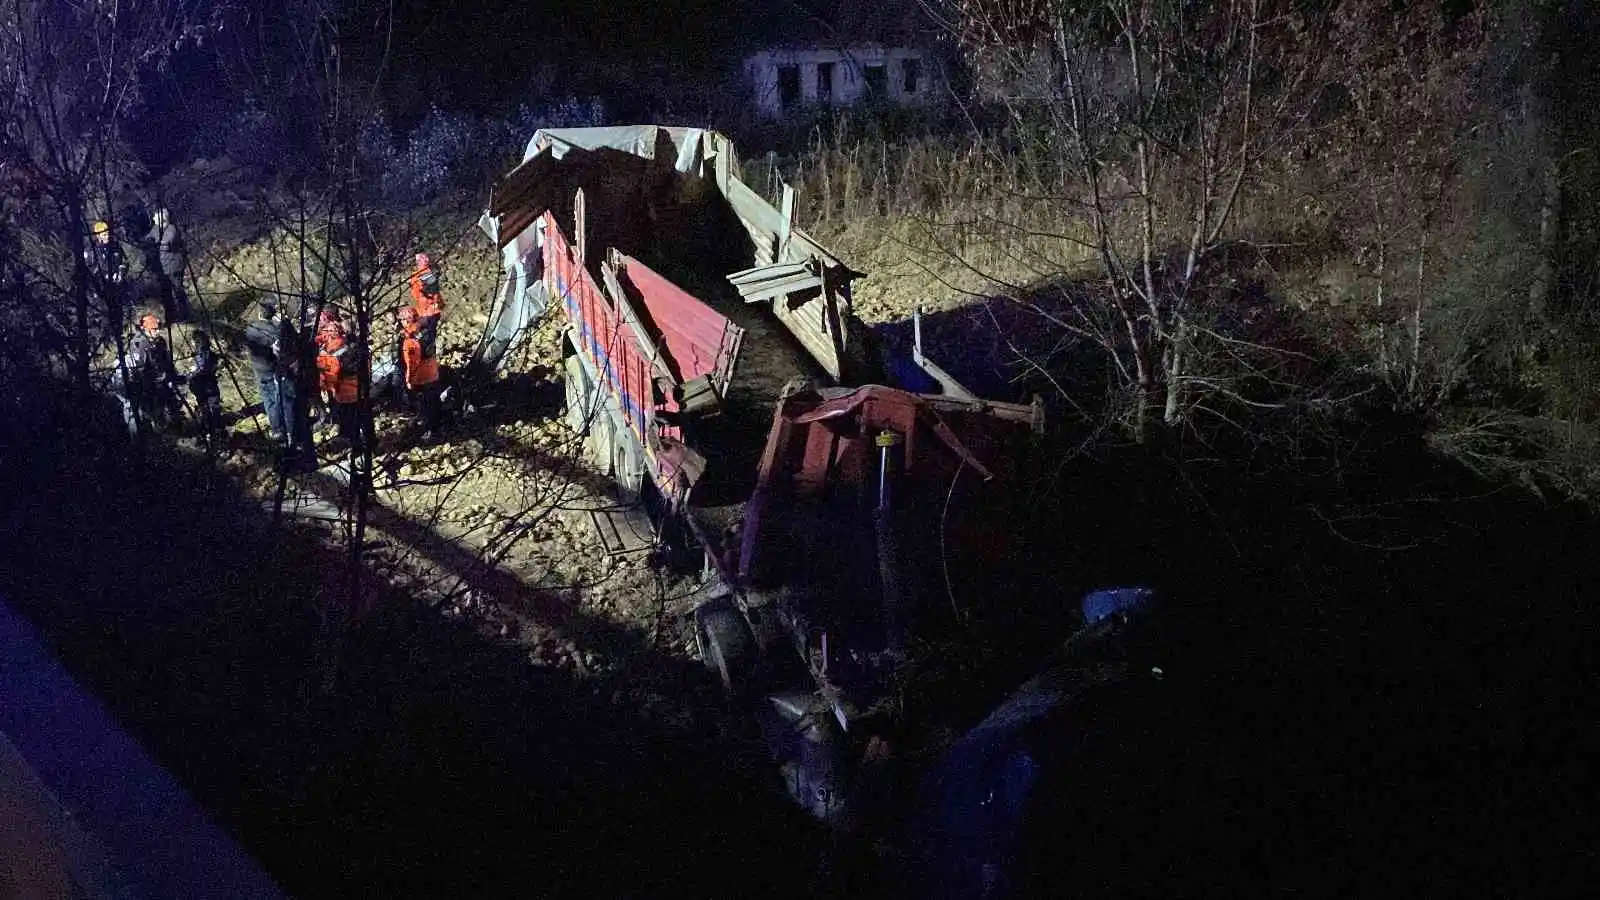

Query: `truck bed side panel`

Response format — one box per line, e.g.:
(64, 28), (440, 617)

(547, 214), (677, 456)
(618, 253), (744, 394)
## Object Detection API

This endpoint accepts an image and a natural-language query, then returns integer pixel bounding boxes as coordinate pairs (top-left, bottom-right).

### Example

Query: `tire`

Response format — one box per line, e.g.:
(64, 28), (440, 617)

(695, 600), (755, 697)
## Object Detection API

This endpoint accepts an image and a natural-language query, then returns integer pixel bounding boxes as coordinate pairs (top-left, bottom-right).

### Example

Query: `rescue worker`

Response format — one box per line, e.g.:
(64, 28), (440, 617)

(84, 220), (130, 323)
(398, 306), (441, 441)
(317, 321), (366, 453)
(409, 252), (443, 357)
(243, 300), (287, 443)
(316, 307), (343, 351)
(144, 207), (192, 323)
(303, 306), (339, 427)
(127, 313), (182, 428)
(186, 330), (225, 451)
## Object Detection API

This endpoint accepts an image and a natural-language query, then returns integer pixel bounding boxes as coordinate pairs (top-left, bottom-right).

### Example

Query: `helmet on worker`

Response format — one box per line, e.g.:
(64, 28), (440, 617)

(139, 313), (160, 334)
(92, 220), (110, 240)
(414, 252), (431, 271)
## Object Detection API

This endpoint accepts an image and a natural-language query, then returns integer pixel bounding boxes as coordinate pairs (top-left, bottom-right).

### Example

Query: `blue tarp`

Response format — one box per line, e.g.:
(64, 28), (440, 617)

(1081, 586), (1156, 626)
(909, 586), (1159, 899)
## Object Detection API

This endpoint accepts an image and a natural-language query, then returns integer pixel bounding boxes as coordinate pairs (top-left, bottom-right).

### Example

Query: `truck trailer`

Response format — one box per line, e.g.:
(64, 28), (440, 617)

(475, 128), (1142, 850)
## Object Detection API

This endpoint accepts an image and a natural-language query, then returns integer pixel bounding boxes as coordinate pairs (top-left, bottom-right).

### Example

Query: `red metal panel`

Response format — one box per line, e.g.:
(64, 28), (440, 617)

(737, 386), (1037, 582)
(545, 216), (680, 448)
(617, 253), (742, 389)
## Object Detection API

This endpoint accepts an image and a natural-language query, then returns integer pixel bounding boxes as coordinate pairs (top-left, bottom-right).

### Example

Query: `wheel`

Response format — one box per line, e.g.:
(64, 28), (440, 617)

(695, 600), (755, 697)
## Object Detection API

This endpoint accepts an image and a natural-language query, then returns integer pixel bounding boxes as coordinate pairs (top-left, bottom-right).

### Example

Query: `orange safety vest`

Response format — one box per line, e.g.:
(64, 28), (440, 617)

(316, 352), (339, 393)
(401, 333), (440, 389)
(410, 266), (442, 319)
(315, 323), (342, 351)
(318, 341), (360, 404)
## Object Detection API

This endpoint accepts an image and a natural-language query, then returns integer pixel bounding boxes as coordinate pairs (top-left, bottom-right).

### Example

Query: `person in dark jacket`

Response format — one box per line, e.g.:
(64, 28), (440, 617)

(145, 207), (192, 323)
(186, 330), (225, 450)
(277, 310), (315, 468)
(84, 220), (130, 323)
(127, 313), (182, 428)
(242, 300), (286, 443)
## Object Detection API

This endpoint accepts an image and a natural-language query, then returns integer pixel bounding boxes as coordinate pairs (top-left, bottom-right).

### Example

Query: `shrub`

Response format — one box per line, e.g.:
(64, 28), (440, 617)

(361, 98), (609, 208)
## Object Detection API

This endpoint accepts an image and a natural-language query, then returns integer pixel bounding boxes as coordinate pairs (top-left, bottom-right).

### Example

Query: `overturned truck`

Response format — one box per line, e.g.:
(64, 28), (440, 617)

(475, 126), (1054, 826)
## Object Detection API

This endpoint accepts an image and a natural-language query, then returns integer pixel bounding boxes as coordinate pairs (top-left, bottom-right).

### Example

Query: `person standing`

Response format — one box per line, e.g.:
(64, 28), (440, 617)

(84, 220), (130, 324)
(316, 325), (366, 454)
(275, 308), (316, 467)
(299, 306), (332, 428)
(145, 207), (192, 323)
(398, 307), (441, 441)
(243, 300), (286, 444)
(409, 252), (443, 357)
(127, 313), (182, 428)
(186, 330), (225, 451)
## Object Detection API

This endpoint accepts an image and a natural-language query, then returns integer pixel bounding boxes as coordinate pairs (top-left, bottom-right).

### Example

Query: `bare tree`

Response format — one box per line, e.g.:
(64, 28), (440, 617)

(928, 0), (1342, 432)
(1304, 1), (1494, 410)
(0, 0), (227, 394)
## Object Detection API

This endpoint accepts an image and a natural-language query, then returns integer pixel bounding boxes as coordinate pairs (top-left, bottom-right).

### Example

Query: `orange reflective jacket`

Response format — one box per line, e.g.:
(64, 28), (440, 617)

(410, 266), (442, 319)
(402, 334), (440, 389)
(316, 352), (339, 394)
(318, 340), (360, 404)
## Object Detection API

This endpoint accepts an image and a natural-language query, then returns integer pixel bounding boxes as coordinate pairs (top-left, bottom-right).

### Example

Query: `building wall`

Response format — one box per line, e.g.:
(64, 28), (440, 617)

(745, 46), (942, 118)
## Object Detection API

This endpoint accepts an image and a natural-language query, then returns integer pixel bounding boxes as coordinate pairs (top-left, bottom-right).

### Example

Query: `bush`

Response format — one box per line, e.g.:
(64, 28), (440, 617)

(220, 95), (292, 170)
(364, 98), (610, 208)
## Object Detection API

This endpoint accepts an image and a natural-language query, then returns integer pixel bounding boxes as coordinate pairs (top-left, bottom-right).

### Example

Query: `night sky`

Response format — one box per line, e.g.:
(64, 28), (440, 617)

(345, 0), (758, 104)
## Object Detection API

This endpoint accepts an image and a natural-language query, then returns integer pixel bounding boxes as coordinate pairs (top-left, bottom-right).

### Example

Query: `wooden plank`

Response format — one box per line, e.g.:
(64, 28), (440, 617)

(911, 306), (979, 401)
(770, 296), (842, 380)
(718, 319), (744, 397)
(588, 505), (655, 556)
(737, 274), (824, 303)
(714, 146), (731, 192)
(574, 187), (587, 269)
(779, 183), (796, 262)
(729, 259), (824, 303)
(724, 176), (788, 236)
(728, 260), (813, 284)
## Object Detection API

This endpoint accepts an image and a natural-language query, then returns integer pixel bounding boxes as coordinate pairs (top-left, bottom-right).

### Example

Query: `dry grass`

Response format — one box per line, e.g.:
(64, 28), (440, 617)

(747, 138), (1101, 325)
(759, 136), (1331, 328)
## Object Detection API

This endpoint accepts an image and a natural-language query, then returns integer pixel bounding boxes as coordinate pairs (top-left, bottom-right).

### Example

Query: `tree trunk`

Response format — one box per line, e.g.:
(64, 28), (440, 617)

(62, 189), (92, 395)
(1526, 160), (1562, 331)
(1163, 319), (1187, 425)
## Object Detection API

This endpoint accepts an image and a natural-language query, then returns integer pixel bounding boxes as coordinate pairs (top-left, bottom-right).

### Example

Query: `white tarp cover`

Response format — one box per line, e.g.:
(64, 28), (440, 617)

(523, 125), (727, 177)
(467, 221), (547, 379)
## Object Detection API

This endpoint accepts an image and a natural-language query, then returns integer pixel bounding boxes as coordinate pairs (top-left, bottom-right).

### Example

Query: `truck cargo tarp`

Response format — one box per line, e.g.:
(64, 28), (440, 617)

(469, 264), (548, 378)
(524, 126), (720, 175)
(467, 215), (548, 379)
